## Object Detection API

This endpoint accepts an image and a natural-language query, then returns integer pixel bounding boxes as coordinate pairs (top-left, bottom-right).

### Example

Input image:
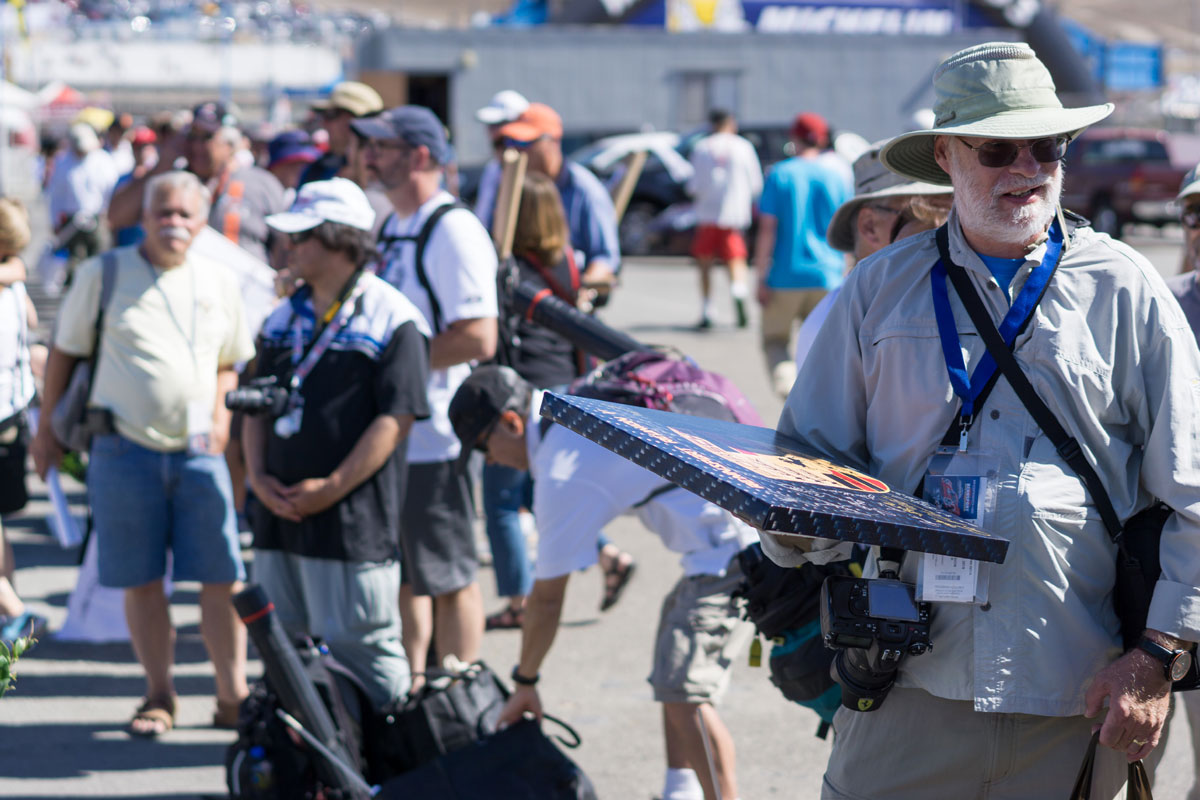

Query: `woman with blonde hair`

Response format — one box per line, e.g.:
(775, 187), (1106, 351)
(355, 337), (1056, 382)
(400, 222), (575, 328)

(0, 197), (44, 644)
(482, 172), (635, 630)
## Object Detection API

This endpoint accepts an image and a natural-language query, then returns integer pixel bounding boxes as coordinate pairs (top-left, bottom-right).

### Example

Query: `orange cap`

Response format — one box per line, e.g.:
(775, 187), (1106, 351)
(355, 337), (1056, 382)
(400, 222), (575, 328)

(496, 103), (563, 143)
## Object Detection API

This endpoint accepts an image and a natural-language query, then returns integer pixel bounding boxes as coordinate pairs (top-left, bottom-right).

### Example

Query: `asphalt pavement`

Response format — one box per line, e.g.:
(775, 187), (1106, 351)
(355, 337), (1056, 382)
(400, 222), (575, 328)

(2, 229), (1198, 798)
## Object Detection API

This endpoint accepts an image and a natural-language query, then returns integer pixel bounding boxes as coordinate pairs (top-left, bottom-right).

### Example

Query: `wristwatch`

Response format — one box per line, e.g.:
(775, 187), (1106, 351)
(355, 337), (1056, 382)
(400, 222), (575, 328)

(1137, 637), (1194, 683)
(511, 666), (540, 687)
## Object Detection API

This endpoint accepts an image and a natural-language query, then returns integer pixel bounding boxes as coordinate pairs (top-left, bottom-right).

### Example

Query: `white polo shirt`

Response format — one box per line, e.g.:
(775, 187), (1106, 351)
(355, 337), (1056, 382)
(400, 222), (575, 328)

(528, 392), (757, 581)
(378, 190), (498, 464)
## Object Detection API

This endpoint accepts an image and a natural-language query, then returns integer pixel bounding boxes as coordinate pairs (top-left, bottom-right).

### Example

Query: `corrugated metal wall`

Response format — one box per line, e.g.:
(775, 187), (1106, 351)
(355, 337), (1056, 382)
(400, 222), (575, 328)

(357, 26), (1015, 165)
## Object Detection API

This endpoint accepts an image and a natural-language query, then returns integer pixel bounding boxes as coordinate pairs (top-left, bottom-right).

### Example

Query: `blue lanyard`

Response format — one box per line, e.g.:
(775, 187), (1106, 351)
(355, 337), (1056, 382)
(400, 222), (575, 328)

(930, 218), (1063, 450)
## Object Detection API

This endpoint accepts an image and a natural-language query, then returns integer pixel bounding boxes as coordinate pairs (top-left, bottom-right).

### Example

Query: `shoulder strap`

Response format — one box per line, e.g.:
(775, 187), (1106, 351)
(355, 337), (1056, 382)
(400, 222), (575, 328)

(632, 482), (678, 508)
(376, 202), (470, 336)
(84, 251), (119, 408)
(936, 230), (1123, 542)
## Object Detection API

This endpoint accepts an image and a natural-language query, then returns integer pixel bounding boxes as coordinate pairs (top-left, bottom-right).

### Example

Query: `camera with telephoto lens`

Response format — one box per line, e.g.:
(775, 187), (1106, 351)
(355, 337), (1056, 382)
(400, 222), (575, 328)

(225, 376), (290, 418)
(819, 573), (932, 713)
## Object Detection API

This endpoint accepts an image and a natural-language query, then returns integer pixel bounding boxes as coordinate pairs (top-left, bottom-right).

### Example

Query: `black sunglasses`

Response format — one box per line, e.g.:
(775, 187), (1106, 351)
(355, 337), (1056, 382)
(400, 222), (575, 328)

(1182, 209), (1200, 230)
(958, 136), (1068, 169)
(288, 229), (315, 246)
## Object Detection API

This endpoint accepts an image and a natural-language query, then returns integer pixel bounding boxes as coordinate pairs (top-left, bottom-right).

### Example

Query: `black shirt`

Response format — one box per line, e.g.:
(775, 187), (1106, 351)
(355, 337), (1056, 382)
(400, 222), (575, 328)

(507, 249), (586, 389)
(249, 272), (431, 562)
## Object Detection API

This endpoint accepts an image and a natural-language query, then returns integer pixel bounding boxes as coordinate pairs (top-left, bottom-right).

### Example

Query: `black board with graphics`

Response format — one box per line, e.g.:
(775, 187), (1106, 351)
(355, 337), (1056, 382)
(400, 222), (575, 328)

(540, 392), (1009, 564)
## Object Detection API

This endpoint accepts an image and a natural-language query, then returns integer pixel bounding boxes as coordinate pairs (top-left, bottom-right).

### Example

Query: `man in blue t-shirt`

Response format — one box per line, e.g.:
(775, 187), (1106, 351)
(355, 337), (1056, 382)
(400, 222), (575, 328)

(752, 112), (851, 397)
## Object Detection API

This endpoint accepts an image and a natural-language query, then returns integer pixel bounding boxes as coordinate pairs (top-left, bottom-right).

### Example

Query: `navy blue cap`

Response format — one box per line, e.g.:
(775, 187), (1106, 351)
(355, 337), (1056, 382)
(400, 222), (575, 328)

(267, 129), (322, 169)
(350, 105), (449, 164)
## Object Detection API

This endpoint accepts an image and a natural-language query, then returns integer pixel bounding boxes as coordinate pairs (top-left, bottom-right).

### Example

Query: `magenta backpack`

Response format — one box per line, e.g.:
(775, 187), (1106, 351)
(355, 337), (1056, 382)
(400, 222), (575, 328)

(567, 349), (763, 426)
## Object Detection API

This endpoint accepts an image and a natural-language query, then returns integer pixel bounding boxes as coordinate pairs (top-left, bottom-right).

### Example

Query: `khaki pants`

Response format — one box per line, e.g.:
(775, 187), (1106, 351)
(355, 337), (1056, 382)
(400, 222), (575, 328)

(761, 288), (827, 397)
(822, 687), (1144, 800)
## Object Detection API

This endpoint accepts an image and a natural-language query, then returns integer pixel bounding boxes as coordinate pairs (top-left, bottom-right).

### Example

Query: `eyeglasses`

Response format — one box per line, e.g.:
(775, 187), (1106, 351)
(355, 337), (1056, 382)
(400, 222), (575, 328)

(287, 229), (315, 246)
(1182, 208), (1200, 230)
(957, 136), (1068, 169)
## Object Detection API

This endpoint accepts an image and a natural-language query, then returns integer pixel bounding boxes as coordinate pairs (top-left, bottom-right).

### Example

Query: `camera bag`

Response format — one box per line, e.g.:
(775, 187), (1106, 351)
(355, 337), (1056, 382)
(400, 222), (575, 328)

(735, 542), (861, 737)
(51, 251), (118, 453)
(936, 226), (1199, 688)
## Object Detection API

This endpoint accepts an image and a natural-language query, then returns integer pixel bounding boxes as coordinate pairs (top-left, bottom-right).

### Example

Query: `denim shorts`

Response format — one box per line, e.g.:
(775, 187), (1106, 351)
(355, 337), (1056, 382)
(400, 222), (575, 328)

(88, 433), (245, 589)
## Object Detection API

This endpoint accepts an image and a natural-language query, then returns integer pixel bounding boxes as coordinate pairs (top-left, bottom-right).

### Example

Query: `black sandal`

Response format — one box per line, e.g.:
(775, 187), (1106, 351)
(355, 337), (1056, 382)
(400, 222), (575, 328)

(485, 605), (525, 631)
(600, 556), (636, 612)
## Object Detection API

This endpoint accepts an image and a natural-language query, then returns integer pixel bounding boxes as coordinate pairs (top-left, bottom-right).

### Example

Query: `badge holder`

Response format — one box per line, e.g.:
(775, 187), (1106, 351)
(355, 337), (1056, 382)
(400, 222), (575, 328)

(918, 446), (998, 604)
(186, 400), (213, 456)
(274, 394), (304, 439)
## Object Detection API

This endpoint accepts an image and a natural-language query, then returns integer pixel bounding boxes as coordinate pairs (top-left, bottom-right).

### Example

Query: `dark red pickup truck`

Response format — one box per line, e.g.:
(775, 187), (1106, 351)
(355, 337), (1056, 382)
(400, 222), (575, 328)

(1060, 128), (1188, 239)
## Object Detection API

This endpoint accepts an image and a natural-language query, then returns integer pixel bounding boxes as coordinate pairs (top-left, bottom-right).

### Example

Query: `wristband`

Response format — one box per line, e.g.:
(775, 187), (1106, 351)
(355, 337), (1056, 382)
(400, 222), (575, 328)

(511, 666), (539, 686)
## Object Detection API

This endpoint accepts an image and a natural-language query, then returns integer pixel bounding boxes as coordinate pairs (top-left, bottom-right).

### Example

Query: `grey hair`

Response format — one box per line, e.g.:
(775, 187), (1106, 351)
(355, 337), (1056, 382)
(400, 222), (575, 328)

(144, 170), (213, 219)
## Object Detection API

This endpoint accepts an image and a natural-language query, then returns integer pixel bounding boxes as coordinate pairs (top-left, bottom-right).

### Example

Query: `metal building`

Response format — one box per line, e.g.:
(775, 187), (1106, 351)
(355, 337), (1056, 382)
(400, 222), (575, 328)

(357, 26), (1016, 165)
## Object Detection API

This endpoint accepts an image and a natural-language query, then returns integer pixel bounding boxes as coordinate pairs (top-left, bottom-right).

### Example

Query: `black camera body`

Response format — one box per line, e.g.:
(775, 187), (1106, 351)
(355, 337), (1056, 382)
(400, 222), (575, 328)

(819, 574), (932, 713)
(225, 376), (290, 418)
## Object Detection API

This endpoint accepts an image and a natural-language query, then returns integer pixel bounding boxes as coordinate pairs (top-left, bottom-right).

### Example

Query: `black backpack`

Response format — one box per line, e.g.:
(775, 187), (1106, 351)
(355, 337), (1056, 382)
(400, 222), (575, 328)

(226, 641), (370, 800)
(376, 202), (471, 335)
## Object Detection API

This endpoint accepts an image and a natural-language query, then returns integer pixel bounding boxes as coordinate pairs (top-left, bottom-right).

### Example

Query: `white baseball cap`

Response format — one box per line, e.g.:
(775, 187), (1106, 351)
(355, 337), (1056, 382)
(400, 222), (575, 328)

(266, 178), (376, 233)
(475, 90), (530, 126)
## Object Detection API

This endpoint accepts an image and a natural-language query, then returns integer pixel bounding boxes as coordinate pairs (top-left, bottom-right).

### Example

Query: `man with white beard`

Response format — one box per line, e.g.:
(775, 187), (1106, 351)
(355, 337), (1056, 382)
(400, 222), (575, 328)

(761, 42), (1200, 799)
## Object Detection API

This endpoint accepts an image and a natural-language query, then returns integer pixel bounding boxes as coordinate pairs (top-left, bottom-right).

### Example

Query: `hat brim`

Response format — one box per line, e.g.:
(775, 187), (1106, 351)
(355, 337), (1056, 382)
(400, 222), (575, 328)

(1178, 179), (1200, 201)
(268, 148), (322, 169)
(265, 212), (322, 234)
(879, 104), (1115, 185)
(452, 413), (496, 473)
(826, 182), (954, 253)
(349, 117), (396, 141)
(495, 120), (542, 143)
(476, 107), (512, 125)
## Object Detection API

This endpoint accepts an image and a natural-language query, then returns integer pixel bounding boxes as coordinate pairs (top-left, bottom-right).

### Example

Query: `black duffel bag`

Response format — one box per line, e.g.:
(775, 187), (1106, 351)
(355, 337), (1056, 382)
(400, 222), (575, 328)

(376, 718), (597, 800)
(365, 659), (509, 783)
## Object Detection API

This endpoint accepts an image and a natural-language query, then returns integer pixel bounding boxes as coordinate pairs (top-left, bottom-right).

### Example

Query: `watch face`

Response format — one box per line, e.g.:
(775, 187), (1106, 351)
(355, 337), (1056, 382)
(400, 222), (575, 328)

(1171, 651), (1193, 683)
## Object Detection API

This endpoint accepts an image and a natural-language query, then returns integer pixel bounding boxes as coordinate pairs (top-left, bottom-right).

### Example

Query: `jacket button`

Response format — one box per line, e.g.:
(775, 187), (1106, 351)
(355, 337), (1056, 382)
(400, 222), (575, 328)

(980, 602), (992, 612)
(990, 410), (1000, 420)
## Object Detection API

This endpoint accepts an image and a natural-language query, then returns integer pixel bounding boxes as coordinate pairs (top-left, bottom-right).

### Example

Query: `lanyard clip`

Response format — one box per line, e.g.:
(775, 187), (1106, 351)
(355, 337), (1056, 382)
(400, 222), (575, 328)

(958, 415), (972, 452)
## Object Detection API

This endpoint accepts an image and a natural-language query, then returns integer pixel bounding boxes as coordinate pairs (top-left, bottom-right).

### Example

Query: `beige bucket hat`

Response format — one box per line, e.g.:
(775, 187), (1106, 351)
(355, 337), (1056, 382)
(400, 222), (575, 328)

(880, 42), (1113, 186)
(827, 141), (953, 252)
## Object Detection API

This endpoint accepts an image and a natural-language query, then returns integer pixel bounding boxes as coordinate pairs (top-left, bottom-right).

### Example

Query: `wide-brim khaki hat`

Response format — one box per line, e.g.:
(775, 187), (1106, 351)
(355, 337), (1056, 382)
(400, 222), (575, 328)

(827, 141), (953, 252)
(879, 42), (1113, 186)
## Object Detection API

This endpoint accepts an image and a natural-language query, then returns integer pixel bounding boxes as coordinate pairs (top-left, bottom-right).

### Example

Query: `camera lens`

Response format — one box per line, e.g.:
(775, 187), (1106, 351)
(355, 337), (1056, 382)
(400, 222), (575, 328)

(832, 646), (900, 713)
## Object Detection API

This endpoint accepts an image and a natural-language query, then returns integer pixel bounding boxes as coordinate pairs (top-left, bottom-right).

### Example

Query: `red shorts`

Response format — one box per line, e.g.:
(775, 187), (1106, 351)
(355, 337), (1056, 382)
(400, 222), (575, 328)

(691, 225), (747, 262)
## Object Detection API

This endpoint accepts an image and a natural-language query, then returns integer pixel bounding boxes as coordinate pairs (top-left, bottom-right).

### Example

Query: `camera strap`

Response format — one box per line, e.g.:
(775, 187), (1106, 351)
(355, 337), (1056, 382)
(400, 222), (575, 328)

(930, 218), (1063, 451)
(289, 273), (368, 394)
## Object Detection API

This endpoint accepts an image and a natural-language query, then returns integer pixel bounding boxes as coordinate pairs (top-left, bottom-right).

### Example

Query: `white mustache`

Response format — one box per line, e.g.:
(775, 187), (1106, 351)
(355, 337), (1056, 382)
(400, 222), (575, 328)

(160, 226), (192, 242)
(993, 177), (1048, 197)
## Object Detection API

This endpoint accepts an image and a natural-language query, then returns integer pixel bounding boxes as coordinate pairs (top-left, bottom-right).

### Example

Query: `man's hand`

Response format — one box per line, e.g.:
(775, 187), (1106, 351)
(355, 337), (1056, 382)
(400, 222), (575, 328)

(31, 427), (64, 481)
(249, 472), (301, 522)
(279, 477), (340, 519)
(757, 281), (772, 307)
(1084, 647), (1171, 762)
(498, 684), (543, 728)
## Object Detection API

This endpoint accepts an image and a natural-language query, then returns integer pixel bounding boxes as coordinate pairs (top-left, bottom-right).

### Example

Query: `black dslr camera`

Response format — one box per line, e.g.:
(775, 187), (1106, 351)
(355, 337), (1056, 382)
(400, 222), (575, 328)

(819, 573), (931, 713)
(225, 376), (290, 418)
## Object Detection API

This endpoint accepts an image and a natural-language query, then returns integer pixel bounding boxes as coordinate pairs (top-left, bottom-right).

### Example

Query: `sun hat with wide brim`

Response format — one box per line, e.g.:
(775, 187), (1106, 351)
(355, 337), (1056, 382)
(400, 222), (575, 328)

(827, 141), (953, 252)
(879, 42), (1114, 186)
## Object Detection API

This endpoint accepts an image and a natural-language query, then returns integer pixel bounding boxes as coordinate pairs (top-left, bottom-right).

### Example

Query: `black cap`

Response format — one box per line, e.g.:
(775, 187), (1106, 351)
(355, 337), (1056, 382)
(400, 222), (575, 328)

(190, 101), (238, 134)
(448, 365), (530, 472)
(350, 105), (449, 164)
